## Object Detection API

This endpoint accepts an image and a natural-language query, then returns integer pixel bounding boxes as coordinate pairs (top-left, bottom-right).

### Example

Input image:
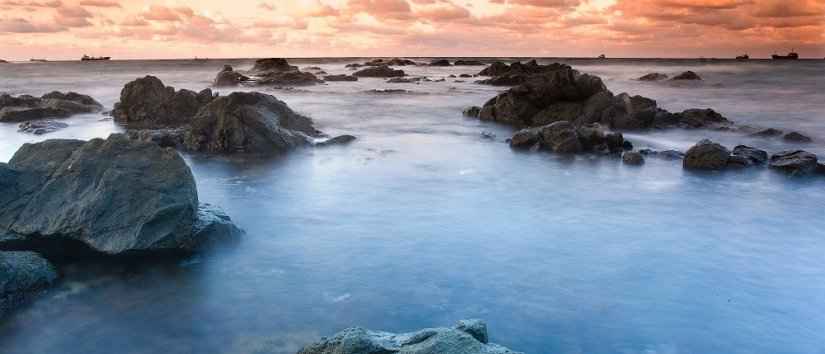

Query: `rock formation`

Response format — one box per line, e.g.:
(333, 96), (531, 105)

(353, 65), (406, 78)
(0, 92), (102, 123)
(0, 251), (57, 317)
(213, 65), (250, 87)
(112, 76), (216, 128)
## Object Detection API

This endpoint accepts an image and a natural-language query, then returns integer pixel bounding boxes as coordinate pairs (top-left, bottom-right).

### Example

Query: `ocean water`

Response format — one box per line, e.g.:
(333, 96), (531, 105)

(0, 58), (824, 354)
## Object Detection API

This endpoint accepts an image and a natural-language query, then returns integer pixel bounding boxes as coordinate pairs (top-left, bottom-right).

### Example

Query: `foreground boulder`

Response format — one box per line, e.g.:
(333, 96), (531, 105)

(683, 139), (730, 170)
(0, 134), (241, 257)
(184, 92), (321, 154)
(0, 92), (103, 123)
(769, 150), (818, 176)
(297, 319), (522, 354)
(113, 76), (216, 129)
(353, 65), (406, 78)
(213, 65), (250, 87)
(0, 251), (57, 317)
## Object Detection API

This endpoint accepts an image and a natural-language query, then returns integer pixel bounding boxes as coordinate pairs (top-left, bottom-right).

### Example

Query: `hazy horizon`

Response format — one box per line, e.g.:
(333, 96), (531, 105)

(1, 0), (823, 61)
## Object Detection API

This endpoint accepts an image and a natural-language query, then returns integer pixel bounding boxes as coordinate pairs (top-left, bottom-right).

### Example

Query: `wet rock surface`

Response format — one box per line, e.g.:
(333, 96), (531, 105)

(0, 251), (57, 317)
(683, 139), (731, 170)
(297, 320), (522, 354)
(0, 92), (103, 123)
(113, 76), (216, 129)
(17, 120), (69, 135)
(769, 150), (818, 176)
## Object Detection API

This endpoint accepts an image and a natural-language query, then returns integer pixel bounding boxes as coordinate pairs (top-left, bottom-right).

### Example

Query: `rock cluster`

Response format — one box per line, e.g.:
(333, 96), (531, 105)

(18, 120), (69, 135)
(476, 60), (570, 86)
(0, 91), (103, 123)
(297, 319), (522, 354)
(353, 65), (406, 78)
(682, 139), (820, 175)
(214, 59), (322, 87)
(509, 122), (628, 155)
(113, 75), (216, 128)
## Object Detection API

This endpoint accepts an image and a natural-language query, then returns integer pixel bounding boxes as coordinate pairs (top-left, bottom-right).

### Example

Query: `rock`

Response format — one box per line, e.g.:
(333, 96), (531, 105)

(257, 70), (322, 86)
(623, 151), (645, 165)
(463, 106), (481, 117)
(750, 128), (784, 138)
(606, 132), (626, 153)
(0, 251), (57, 317)
(509, 128), (541, 149)
(454, 60), (485, 66)
(249, 58), (297, 74)
(127, 128), (186, 148)
(0, 134), (240, 257)
(353, 65), (406, 78)
(783, 131), (812, 143)
(769, 150), (818, 175)
(640, 149), (685, 160)
(323, 74), (358, 82)
(17, 120), (69, 135)
(728, 145), (768, 167)
(188, 204), (243, 252)
(477, 61), (571, 86)
(0, 92), (103, 123)
(0, 59), (7, 63)
(316, 135), (357, 147)
(671, 71), (702, 80)
(638, 73), (668, 81)
(184, 92), (320, 154)
(539, 121), (582, 153)
(345, 63), (363, 69)
(656, 108), (732, 129)
(296, 320), (521, 354)
(429, 59), (452, 66)
(387, 77), (420, 83)
(213, 65), (250, 87)
(112, 76), (216, 129)
(364, 58), (416, 66)
(683, 139), (731, 170)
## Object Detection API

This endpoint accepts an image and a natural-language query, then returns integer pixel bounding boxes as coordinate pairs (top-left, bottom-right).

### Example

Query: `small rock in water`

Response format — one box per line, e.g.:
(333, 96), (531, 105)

(683, 139), (730, 170)
(783, 131), (812, 143)
(623, 151), (645, 165)
(750, 128), (783, 138)
(323, 74), (358, 82)
(729, 145), (768, 168)
(638, 73), (668, 81)
(18, 120), (69, 135)
(463, 106), (481, 117)
(0, 251), (58, 317)
(316, 135), (357, 147)
(353, 65), (406, 78)
(671, 71), (702, 80)
(769, 150), (818, 176)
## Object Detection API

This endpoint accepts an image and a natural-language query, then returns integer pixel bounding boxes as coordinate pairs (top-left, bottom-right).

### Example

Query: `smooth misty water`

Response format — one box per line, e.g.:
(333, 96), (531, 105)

(1, 59), (824, 354)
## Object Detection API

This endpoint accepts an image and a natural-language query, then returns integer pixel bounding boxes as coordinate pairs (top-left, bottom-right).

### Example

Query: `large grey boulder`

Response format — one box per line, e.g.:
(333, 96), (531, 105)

(769, 150), (818, 176)
(0, 92), (102, 123)
(297, 320), (521, 354)
(184, 92), (321, 154)
(0, 134), (240, 257)
(683, 139), (731, 170)
(113, 76), (216, 129)
(0, 251), (57, 317)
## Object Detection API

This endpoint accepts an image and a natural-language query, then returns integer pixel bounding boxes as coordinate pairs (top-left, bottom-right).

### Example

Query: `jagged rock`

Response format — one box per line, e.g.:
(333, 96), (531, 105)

(671, 71), (702, 80)
(454, 60), (485, 66)
(769, 150), (818, 175)
(0, 251), (57, 317)
(184, 92), (320, 154)
(683, 139), (730, 170)
(429, 59), (452, 66)
(113, 76), (216, 129)
(638, 73), (668, 81)
(17, 120), (69, 135)
(463, 106), (481, 118)
(249, 58), (297, 74)
(213, 65), (250, 87)
(623, 151), (645, 165)
(353, 65), (406, 78)
(783, 131), (812, 143)
(0, 92), (102, 123)
(728, 145), (768, 168)
(324, 74), (358, 82)
(477, 61), (570, 86)
(297, 320), (521, 354)
(0, 134), (241, 257)
(316, 135), (357, 147)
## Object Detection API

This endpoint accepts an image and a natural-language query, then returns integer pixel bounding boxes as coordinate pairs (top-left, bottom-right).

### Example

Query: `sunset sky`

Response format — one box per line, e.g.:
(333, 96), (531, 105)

(0, 0), (823, 60)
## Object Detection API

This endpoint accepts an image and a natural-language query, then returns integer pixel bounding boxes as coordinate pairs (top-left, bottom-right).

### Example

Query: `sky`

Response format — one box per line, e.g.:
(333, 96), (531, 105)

(0, 0), (823, 60)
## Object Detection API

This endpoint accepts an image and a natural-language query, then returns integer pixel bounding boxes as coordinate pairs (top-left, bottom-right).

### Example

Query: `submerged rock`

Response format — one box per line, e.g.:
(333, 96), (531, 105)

(769, 150), (818, 176)
(728, 145), (768, 168)
(353, 65), (406, 78)
(17, 120), (69, 135)
(671, 71), (702, 80)
(638, 73), (668, 81)
(323, 74), (358, 82)
(0, 134), (241, 257)
(0, 251), (57, 317)
(0, 92), (102, 123)
(387, 77), (421, 83)
(297, 319), (521, 354)
(113, 76), (216, 129)
(623, 151), (645, 165)
(463, 106), (481, 118)
(783, 131), (812, 143)
(184, 92), (320, 154)
(683, 139), (730, 170)
(213, 65), (250, 87)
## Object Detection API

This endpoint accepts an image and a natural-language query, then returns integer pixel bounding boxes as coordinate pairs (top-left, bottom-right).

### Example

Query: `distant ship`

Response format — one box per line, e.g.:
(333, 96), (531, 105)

(736, 54), (749, 60)
(81, 55), (111, 61)
(29, 58), (48, 62)
(772, 52), (799, 60)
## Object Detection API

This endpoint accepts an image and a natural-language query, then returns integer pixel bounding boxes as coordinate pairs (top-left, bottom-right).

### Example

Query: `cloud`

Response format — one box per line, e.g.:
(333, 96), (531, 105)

(0, 17), (63, 32)
(79, 0), (119, 7)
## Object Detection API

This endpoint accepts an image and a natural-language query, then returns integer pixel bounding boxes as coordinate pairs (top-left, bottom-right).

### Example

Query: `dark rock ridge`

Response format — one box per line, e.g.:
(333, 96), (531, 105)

(509, 121), (626, 155)
(0, 251), (57, 317)
(0, 134), (242, 258)
(671, 71), (702, 80)
(429, 59), (452, 66)
(353, 65), (406, 78)
(681, 139), (819, 175)
(477, 60), (570, 86)
(365, 58), (417, 66)
(113, 75), (216, 128)
(783, 131), (812, 143)
(250, 58), (297, 74)
(454, 60), (485, 66)
(183, 92), (322, 154)
(297, 319), (522, 354)
(0, 92), (103, 123)
(18, 120), (69, 135)
(257, 70), (323, 86)
(323, 74), (358, 82)
(638, 73), (668, 81)
(475, 65), (734, 131)
(213, 65), (250, 87)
